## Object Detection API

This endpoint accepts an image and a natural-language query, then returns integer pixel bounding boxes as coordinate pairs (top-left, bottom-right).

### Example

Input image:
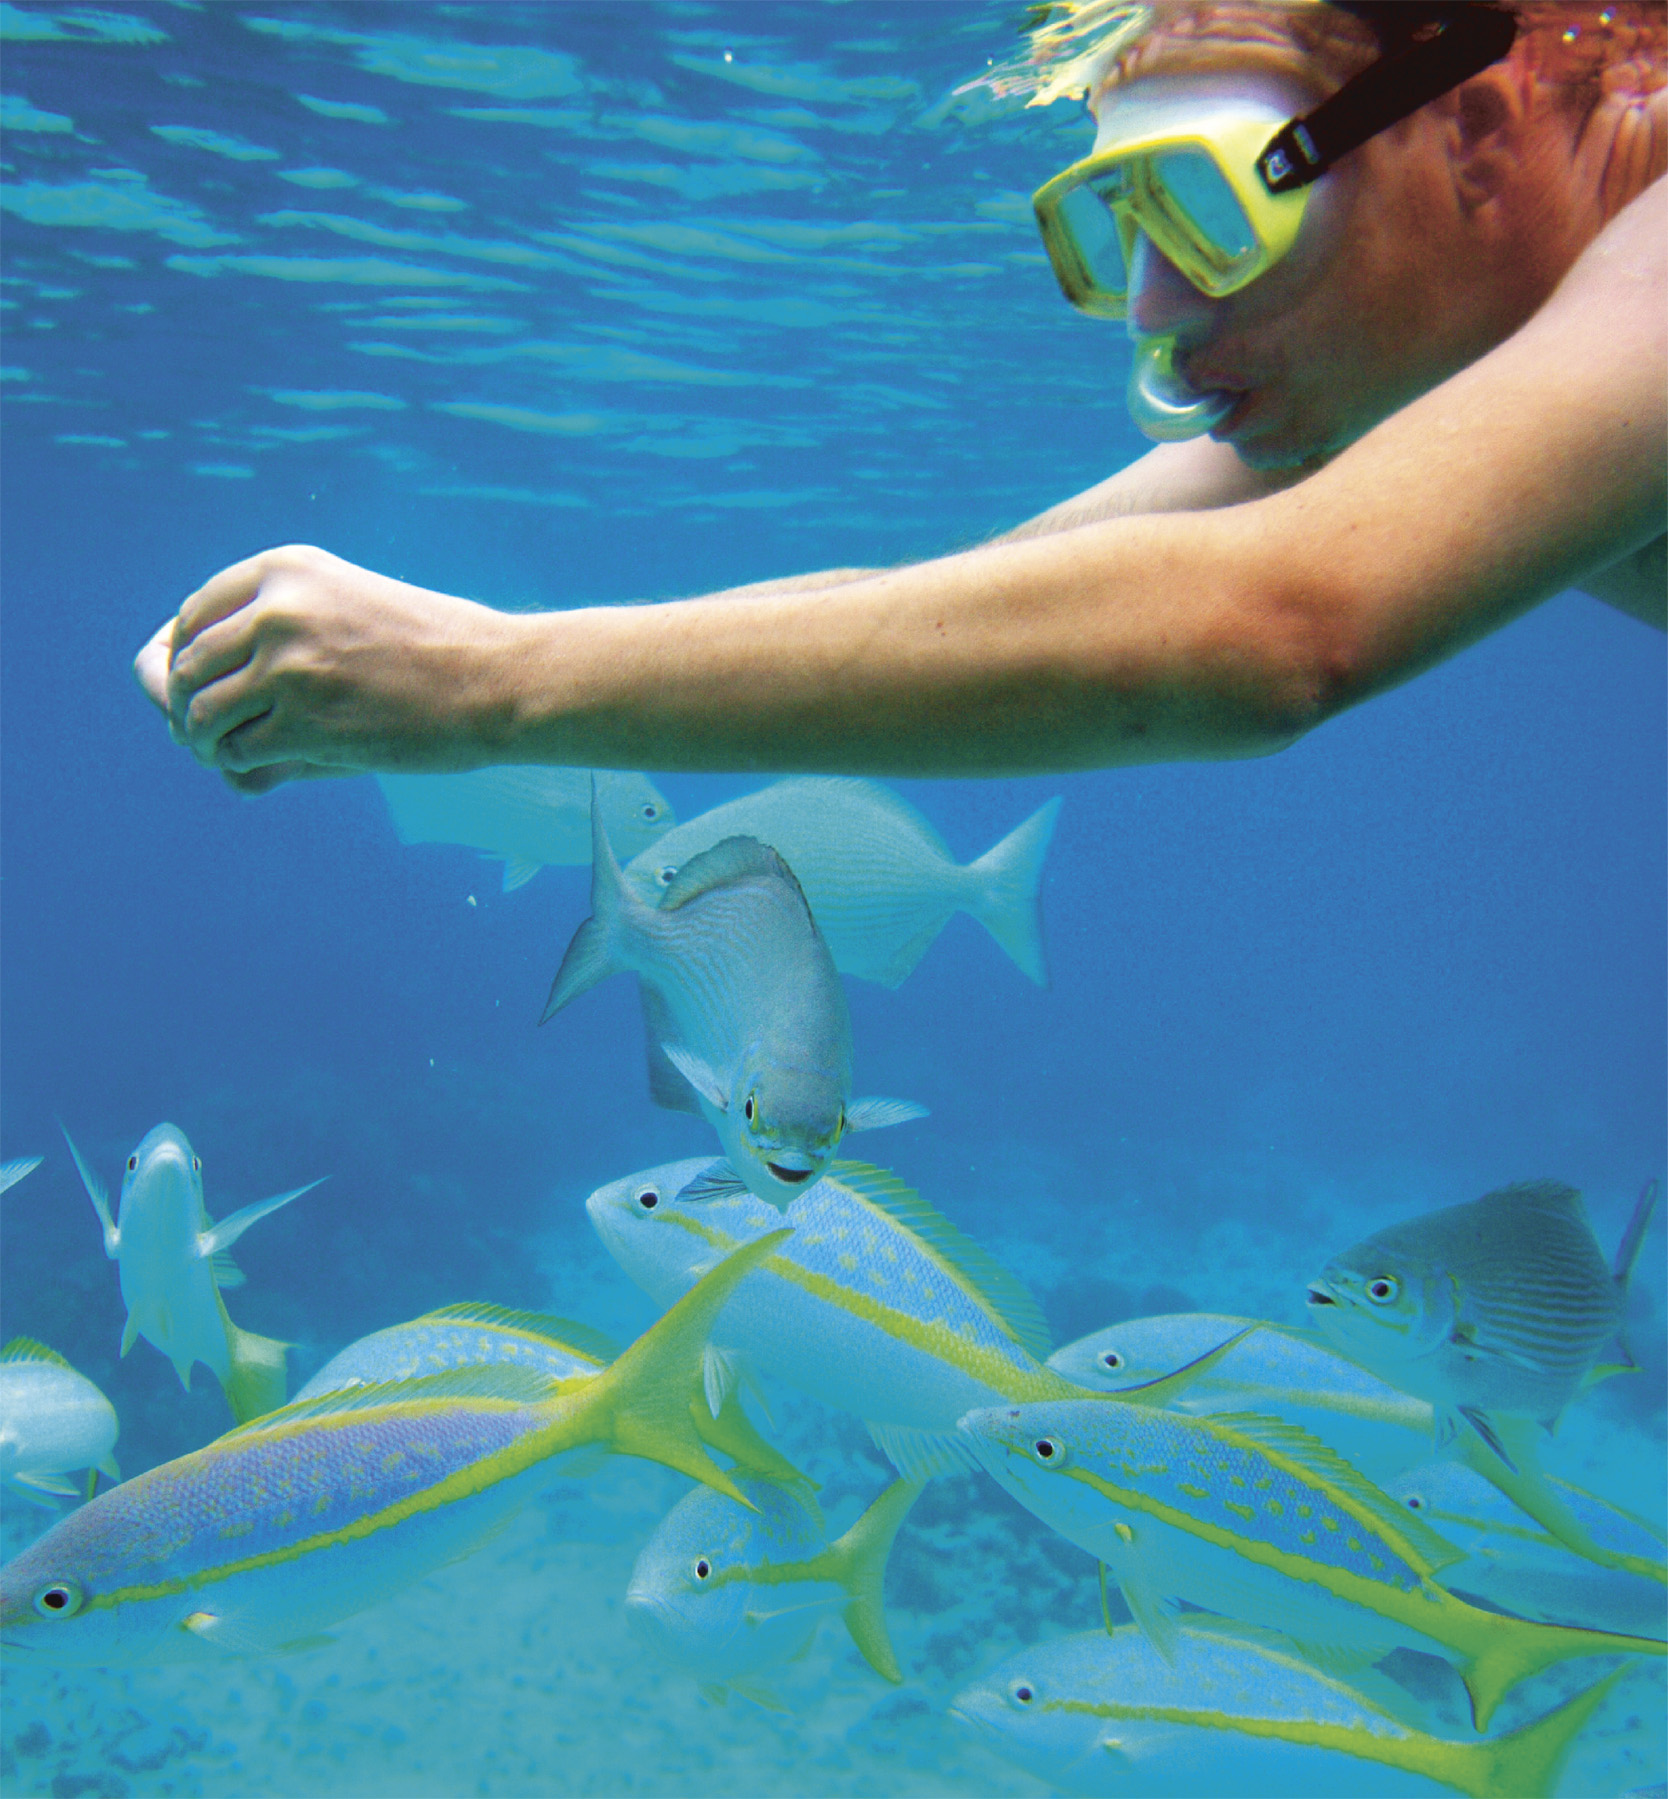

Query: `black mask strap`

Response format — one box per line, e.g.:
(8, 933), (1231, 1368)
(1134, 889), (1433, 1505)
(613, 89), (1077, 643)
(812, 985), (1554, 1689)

(1257, 5), (1518, 194)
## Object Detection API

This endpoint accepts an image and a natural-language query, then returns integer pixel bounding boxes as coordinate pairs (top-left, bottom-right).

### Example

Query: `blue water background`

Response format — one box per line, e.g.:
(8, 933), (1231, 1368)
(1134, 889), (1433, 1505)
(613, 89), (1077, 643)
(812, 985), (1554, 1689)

(1, 4), (1663, 1793)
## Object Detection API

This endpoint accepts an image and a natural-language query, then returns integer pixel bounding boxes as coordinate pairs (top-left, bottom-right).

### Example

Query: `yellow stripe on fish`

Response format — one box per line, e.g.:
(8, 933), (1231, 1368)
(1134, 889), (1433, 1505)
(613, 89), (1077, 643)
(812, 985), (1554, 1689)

(0, 1235), (793, 1665)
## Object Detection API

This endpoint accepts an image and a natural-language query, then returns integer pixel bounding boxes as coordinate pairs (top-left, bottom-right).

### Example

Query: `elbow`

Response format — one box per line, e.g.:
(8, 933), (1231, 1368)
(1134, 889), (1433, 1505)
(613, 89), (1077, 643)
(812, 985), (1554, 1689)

(1211, 581), (1368, 757)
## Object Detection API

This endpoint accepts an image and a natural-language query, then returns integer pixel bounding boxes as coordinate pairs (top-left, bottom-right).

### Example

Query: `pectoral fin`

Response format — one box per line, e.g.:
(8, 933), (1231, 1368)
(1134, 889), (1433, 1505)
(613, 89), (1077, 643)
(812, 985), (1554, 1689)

(13, 1470), (79, 1497)
(198, 1178), (324, 1258)
(702, 1344), (737, 1420)
(59, 1122), (118, 1256)
(662, 1045), (729, 1113)
(680, 1160), (751, 1205)
(501, 857), (542, 893)
(1452, 1405), (1519, 1472)
(180, 1609), (272, 1655)
(1117, 1568), (1181, 1664)
(843, 1097), (929, 1133)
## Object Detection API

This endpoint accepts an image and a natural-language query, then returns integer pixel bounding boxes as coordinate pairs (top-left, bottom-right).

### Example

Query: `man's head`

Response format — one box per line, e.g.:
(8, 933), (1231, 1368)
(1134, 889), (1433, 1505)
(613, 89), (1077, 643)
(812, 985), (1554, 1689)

(1041, 2), (1665, 467)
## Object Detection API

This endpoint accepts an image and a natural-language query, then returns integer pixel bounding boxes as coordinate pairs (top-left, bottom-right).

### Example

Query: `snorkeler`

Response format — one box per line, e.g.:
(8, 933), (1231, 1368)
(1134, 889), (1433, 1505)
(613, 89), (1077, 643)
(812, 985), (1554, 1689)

(136, 1), (1665, 791)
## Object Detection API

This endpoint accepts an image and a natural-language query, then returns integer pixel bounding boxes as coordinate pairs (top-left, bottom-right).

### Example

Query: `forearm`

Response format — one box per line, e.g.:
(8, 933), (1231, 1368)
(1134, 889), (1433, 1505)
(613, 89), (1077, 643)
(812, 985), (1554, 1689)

(490, 511), (1324, 777)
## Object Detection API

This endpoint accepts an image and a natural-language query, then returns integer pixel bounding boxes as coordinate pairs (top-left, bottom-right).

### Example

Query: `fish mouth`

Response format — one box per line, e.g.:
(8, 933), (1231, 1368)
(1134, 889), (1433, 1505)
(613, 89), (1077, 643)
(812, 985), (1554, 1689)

(1305, 1283), (1338, 1309)
(766, 1164), (815, 1185)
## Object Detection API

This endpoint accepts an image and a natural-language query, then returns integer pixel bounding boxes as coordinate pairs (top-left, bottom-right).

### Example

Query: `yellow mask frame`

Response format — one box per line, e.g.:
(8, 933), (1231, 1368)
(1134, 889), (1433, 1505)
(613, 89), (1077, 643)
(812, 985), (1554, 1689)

(1032, 95), (1310, 318)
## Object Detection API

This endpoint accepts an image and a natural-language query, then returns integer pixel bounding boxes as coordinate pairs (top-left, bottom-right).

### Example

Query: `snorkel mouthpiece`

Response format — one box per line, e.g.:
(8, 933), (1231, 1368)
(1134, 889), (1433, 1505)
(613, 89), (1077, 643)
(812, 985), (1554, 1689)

(1127, 336), (1234, 442)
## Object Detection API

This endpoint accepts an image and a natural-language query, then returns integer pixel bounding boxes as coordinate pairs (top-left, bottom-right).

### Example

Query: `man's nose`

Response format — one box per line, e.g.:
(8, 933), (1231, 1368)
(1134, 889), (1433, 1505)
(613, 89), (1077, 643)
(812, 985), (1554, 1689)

(1125, 228), (1216, 340)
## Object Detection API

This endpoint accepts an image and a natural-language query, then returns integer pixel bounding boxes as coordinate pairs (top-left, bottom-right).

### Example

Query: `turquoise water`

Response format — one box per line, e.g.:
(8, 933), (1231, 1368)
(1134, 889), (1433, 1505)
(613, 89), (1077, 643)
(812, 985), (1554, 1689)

(1, 4), (1663, 1795)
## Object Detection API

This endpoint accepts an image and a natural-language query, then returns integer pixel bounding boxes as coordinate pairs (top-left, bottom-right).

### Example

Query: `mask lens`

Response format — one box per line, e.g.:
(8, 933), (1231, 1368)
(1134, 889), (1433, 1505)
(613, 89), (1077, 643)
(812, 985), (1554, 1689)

(1148, 147), (1256, 269)
(1055, 180), (1129, 302)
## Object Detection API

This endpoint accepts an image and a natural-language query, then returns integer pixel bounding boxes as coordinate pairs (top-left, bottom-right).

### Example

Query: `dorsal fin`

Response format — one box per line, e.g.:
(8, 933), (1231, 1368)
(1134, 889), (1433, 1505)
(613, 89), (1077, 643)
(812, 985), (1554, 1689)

(0, 1336), (75, 1370)
(218, 1364), (562, 1439)
(1210, 1412), (1464, 1573)
(661, 835), (807, 913)
(420, 1303), (617, 1365)
(1477, 1181), (1588, 1221)
(827, 1161), (1051, 1361)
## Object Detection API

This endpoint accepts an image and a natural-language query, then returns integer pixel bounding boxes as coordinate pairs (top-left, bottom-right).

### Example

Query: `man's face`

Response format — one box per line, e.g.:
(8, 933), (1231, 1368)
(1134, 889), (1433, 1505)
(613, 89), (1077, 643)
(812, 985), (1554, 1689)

(1089, 59), (1461, 469)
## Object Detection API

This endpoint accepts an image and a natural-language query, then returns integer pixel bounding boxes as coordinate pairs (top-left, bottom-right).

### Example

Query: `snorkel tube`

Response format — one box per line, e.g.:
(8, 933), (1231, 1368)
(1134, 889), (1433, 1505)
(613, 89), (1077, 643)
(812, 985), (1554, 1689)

(1126, 335), (1234, 441)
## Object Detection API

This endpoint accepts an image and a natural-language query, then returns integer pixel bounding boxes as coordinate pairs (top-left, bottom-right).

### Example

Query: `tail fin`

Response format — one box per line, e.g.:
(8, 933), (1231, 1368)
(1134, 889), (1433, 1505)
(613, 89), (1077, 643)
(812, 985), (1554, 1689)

(1457, 1422), (1667, 1586)
(541, 779), (630, 1022)
(822, 1478), (925, 1682)
(558, 1231), (795, 1506)
(964, 797), (1062, 986)
(1460, 1606), (1663, 1731)
(224, 1322), (290, 1424)
(1466, 1667), (1627, 1799)
(698, 1384), (816, 1499)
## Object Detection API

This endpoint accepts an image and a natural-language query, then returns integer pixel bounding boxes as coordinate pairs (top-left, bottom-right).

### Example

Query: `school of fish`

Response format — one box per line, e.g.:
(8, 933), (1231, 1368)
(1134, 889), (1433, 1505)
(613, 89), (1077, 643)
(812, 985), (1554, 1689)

(2, 768), (1663, 1798)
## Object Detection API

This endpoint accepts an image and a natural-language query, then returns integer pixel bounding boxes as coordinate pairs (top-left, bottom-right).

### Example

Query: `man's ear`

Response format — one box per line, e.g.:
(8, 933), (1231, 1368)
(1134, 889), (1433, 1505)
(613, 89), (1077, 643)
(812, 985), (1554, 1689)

(1441, 67), (1531, 211)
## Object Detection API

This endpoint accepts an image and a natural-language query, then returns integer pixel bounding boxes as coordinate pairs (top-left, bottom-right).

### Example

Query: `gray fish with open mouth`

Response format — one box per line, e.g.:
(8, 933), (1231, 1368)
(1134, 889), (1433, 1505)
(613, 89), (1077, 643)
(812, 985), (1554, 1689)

(1306, 1179), (1660, 1465)
(543, 789), (925, 1213)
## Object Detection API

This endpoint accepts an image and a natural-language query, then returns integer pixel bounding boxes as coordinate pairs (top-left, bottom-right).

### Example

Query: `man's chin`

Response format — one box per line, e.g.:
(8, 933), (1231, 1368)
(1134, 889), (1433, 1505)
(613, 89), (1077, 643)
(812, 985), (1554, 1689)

(1213, 401), (1326, 473)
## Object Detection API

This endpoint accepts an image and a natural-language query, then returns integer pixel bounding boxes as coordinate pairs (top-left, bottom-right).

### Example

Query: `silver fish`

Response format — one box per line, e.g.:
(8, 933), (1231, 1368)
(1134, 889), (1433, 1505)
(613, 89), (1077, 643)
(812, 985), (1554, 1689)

(377, 766), (674, 892)
(544, 797), (925, 1212)
(623, 778), (1061, 987)
(1307, 1179), (1659, 1459)
(62, 1122), (321, 1424)
(0, 1338), (120, 1508)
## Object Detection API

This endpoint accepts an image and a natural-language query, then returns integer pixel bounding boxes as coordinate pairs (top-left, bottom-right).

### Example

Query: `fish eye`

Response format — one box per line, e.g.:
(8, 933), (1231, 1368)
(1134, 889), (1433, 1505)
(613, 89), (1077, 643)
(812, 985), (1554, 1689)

(1007, 1680), (1035, 1707)
(658, 865), (677, 886)
(192, 1157), (202, 1173)
(1367, 1277), (1400, 1305)
(641, 803), (659, 820)
(693, 1558), (711, 1581)
(744, 1094), (756, 1124)
(1403, 1493), (1426, 1511)
(34, 1582), (83, 1619)
(1031, 1437), (1066, 1467)
(126, 1155), (138, 1172)
(634, 1187), (660, 1212)
(1099, 1350), (1124, 1371)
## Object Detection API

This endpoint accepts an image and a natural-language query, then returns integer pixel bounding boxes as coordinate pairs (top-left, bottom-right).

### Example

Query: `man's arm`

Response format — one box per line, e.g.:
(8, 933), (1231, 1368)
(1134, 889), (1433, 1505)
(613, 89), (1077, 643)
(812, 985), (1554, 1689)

(150, 180), (1664, 788)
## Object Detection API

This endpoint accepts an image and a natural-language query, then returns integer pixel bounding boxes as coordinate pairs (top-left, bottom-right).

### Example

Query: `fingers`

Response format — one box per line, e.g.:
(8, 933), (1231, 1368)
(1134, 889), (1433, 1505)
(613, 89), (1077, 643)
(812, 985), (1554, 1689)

(133, 618), (177, 718)
(173, 549), (291, 654)
(167, 608), (261, 735)
(222, 760), (355, 796)
(177, 663), (276, 768)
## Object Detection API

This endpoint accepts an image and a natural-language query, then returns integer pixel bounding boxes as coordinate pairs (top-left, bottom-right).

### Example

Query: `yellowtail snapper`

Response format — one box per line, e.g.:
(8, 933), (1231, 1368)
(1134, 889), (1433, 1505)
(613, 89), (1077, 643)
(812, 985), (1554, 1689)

(957, 1398), (1665, 1728)
(1049, 1313), (1434, 1483)
(627, 1475), (922, 1706)
(950, 1621), (1626, 1798)
(0, 1234), (792, 1665)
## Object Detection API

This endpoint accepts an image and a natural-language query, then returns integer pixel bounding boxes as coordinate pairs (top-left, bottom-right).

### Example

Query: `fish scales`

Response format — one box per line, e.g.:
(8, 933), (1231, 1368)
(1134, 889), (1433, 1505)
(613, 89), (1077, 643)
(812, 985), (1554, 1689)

(623, 778), (1060, 988)
(65, 1403), (535, 1598)
(1074, 1408), (1428, 1592)
(294, 1310), (609, 1401)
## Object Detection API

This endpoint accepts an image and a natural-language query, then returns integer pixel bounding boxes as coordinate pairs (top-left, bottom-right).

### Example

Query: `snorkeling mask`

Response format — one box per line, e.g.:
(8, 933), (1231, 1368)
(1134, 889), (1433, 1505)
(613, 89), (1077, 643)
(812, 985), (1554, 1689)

(1029, 3), (1519, 437)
